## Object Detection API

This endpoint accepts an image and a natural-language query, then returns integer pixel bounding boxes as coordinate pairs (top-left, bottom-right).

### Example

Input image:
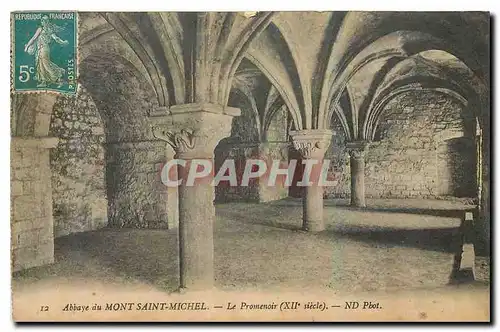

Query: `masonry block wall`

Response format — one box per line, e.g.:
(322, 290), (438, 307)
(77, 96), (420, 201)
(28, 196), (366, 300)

(106, 141), (171, 228)
(215, 98), (259, 202)
(215, 104), (289, 202)
(215, 143), (260, 202)
(261, 106), (289, 202)
(323, 121), (350, 198)
(49, 89), (108, 237)
(11, 138), (57, 272)
(325, 91), (477, 199)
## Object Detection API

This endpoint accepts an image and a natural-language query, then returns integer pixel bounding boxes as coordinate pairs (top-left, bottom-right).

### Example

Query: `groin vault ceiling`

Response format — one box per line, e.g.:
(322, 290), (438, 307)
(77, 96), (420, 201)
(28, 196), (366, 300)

(15, 11), (488, 141)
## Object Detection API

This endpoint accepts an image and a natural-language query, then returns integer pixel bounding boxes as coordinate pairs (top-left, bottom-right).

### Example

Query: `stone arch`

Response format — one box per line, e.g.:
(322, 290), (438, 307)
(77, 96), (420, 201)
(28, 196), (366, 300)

(229, 59), (294, 144)
(220, 12), (276, 106)
(79, 29), (162, 107)
(366, 89), (476, 199)
(322, 107), (351, 199)
(320, 24), (488, 129)
(261, 104), (288, 143)
(227, 88), (261, 143)
(79, 52), (158, 141)
(98, 13), (171, 108)
(359, 49), (485, 141)
(78, 51), (171, 229)
(266, 20), (311, 128)
(368, 84), (469, 142)
(11, 93), (58, 137)
(350, 43), (489, 248)
(10, 16), (174, 271)
(49, 87), (108, 237)
(245, 24), (304, 131)
(12, 17), (165, 140)
(329, 89), (354, 142)
(216, 72), (291, 204)
(144, 12), (186, 104)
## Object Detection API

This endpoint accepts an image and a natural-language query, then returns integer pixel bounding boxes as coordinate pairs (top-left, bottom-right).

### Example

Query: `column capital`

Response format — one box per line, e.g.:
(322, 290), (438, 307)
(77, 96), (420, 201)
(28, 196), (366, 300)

(289, 129), (333, 159)
(346, 141), (370, 159)
(149, 103), (241, 159)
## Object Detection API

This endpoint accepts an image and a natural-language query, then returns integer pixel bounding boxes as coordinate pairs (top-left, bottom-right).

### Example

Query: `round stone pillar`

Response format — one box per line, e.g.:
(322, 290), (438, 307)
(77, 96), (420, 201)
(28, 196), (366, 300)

(290, 130), (333, 232)
(347, 142), (369, 208)
(256, 142), (290, 202)
(151, 103), (241, 291)
(302, 185), (324, 232)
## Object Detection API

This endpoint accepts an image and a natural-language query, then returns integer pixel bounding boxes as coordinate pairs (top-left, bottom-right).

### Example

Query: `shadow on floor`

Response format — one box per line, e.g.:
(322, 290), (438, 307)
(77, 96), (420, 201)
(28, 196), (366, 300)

(266, 198), (473, 219)
(336, 206), (469, 219)
(216, 209), (303, 232)
(13, 229), (182, 292)
(219, 205), (463, 254)
(320, 226), (462, 254)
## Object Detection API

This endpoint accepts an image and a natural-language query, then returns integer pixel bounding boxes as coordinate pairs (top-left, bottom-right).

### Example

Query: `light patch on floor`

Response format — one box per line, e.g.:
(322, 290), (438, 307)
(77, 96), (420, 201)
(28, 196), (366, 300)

(13, 198), (483, 296)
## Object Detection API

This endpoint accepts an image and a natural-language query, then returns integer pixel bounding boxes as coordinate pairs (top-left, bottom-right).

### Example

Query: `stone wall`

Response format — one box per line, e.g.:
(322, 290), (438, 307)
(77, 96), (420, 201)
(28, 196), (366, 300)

(262, 106), (289, 202)
(11, 138), (57, 272)
(49, 89), (108, 237)
(106, 141), (171, 228)
(325, 91), (477, 199)
(215, 105), (289, 202)
(215, 143), (261, 202)
(323, 120), (350, 198)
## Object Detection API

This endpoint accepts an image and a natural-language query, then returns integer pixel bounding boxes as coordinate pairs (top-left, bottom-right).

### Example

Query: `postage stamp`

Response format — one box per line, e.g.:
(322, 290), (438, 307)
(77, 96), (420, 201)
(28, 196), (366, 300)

(11, 11), (78, 95)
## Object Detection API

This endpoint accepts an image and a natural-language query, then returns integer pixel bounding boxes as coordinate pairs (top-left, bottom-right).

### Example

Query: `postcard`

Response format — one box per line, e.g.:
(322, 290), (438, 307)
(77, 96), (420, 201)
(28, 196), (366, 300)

(10, 10), (490, 322)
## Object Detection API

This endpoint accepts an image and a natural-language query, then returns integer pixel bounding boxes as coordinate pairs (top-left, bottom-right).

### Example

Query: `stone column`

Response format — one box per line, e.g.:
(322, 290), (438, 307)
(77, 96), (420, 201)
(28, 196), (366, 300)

(165, 144), (179, 229)
(151, 103), (240, 291)
(290, 130), (333, 232)
(257, 142), (289, 202)
(11, 137), (58, 271)
(347, 141), (369, 208)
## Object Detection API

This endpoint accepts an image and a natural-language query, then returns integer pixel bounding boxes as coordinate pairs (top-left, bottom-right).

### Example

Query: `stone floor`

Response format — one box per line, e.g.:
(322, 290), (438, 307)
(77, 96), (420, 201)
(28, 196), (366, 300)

(13, 198), (488, 295)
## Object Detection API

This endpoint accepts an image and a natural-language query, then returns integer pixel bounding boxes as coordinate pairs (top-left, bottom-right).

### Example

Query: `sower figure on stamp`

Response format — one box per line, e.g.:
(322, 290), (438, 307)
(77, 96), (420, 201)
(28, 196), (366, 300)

(24, 15), (68, 88)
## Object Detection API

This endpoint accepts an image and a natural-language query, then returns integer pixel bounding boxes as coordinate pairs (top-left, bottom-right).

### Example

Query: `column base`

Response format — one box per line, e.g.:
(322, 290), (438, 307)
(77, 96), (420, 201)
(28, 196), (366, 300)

(176, 285), (217, 294)
(302, 220), (325, 232)
(350, 200), (366, 208)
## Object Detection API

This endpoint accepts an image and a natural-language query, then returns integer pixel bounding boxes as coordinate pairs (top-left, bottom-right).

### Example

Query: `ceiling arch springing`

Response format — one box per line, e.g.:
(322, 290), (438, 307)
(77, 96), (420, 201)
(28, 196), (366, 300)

(74, 11), (490, 135)
(329, 89), (353, 141)
(262, 85), (285, 137)
(102, 13), (170, 108)
(231, 59), (294, 142)
(332, 38), (487, 142)
(317, 11), (489, 129)
(244, 36), (303, 131)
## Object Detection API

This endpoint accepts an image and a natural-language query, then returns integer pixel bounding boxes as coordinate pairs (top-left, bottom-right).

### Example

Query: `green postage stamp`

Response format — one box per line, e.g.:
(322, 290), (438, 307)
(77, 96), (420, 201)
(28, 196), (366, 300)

(11, 11), (78, 95)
